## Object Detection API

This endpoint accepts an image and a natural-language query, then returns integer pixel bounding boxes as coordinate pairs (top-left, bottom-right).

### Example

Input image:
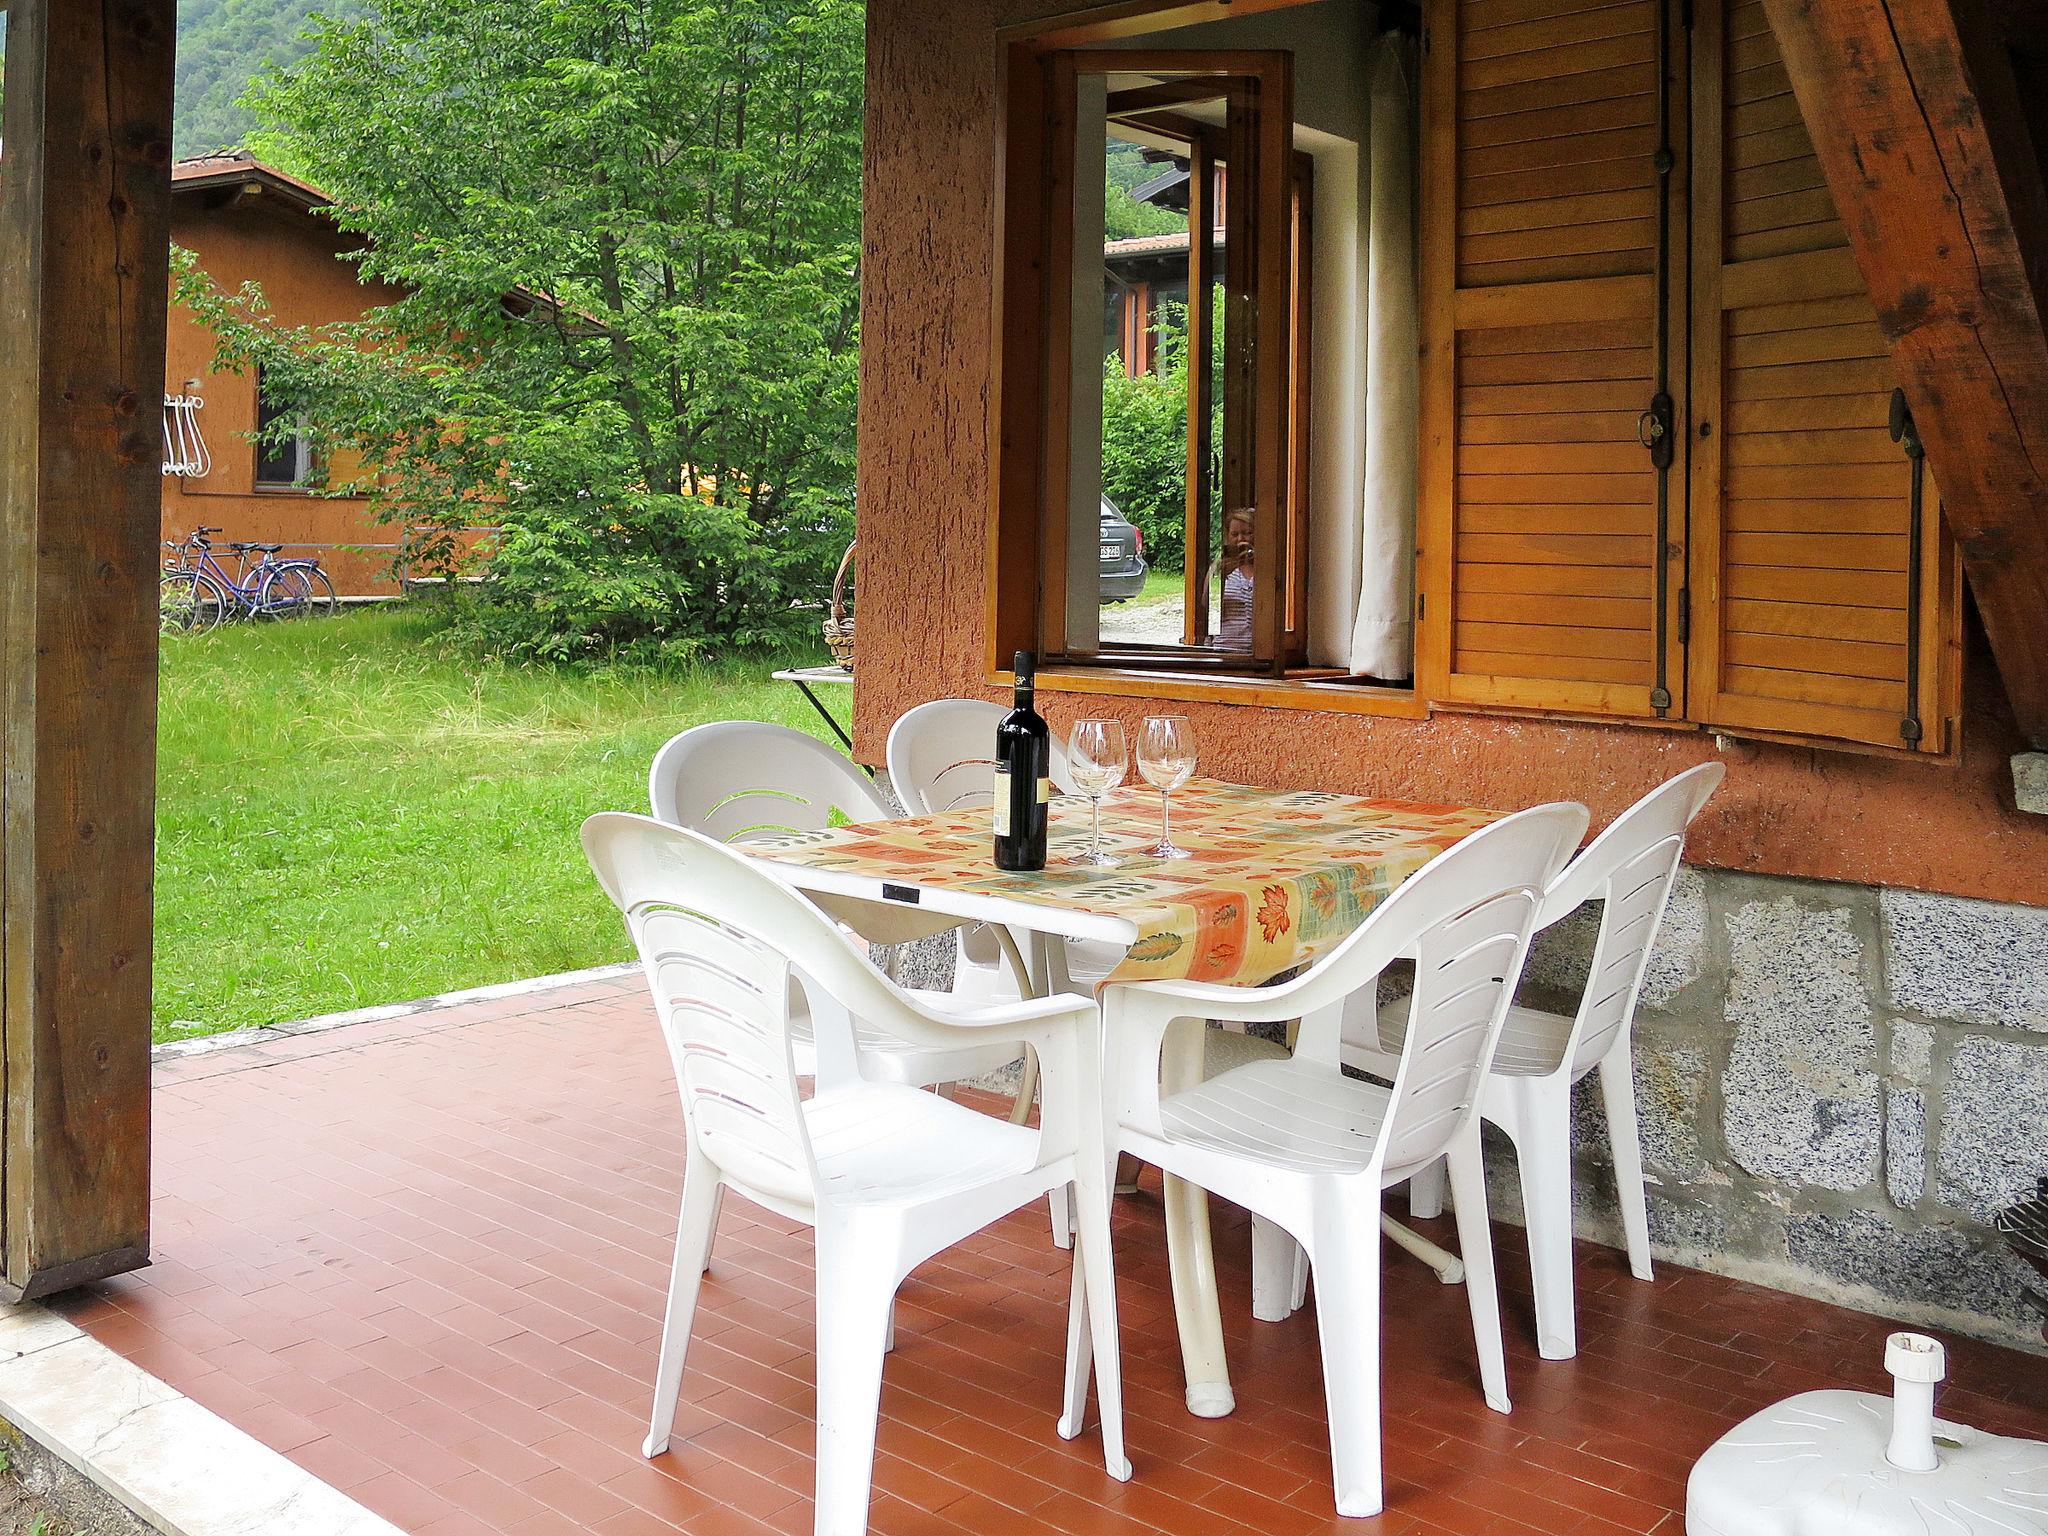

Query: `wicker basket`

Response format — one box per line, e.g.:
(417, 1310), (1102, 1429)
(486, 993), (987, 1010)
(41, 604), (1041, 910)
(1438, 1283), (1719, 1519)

(822, 540), (856, 671)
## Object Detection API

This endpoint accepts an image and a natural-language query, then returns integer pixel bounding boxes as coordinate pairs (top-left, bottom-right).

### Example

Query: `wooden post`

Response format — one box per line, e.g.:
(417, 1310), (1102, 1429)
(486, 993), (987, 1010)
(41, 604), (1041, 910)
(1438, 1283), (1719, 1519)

(1762, 0), (2048, 750)
(0, 0), (174, 1299)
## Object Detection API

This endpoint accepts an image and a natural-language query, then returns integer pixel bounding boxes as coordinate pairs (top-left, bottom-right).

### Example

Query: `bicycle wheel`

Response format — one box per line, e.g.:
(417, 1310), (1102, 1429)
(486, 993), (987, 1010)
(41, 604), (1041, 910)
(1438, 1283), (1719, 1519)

(256, 564), (318, 621)
(160, 568), (227, 635)
(259, 563), (340, 621)
(296, 566), (339, 618)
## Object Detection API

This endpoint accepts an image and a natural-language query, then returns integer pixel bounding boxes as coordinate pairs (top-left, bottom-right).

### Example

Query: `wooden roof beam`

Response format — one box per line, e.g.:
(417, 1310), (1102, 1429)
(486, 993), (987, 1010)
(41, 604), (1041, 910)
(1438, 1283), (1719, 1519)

(1762, 0), (2048, 749)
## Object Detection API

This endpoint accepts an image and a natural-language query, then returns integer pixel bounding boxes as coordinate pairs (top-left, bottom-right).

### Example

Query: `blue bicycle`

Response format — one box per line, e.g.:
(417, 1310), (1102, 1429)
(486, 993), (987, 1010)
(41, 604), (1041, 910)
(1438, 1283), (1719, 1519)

(160, 527), (339, 634)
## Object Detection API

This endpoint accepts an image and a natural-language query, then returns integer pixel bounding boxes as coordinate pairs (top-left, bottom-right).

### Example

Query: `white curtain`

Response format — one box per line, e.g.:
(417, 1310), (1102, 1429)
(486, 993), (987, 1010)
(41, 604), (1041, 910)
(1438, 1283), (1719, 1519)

(1349, 31), (1419, 681)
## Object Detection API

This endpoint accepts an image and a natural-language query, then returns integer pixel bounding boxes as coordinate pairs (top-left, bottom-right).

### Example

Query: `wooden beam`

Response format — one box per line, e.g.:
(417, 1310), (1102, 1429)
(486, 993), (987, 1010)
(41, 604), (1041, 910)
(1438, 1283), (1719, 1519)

(1762, 0), (2048, 748)
(0, 0), (174, 1298)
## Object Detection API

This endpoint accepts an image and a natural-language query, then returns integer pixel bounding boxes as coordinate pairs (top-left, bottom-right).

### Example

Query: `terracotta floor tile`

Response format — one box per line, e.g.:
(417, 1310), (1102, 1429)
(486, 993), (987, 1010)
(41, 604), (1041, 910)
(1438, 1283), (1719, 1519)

(75, 982), (2048, 1536)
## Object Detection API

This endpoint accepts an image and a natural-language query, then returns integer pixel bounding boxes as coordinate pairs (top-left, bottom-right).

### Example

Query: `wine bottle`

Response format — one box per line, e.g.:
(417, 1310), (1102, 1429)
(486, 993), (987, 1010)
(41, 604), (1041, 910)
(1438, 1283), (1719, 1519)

(993, 650), (1051, 871)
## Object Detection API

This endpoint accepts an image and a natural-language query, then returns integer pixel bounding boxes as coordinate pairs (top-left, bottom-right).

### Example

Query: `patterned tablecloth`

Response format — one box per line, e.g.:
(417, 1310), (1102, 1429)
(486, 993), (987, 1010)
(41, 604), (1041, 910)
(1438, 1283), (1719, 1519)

(747, 778), (1501, 986)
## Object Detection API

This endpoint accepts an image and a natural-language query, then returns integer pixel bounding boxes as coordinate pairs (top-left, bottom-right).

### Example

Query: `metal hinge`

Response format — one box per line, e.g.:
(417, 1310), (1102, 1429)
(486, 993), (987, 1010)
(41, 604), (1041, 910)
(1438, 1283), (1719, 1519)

(1416, 591), (1425, 620)
(1639, 392), (1676, 470)
(1677, 586), (1691, 646)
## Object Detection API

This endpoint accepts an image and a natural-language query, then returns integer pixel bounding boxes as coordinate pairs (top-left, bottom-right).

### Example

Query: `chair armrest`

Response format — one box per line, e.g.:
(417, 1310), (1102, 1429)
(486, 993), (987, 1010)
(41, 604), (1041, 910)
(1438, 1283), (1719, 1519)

(908, 990), (1098, 1036)
(1103, 966), (1371, 1027)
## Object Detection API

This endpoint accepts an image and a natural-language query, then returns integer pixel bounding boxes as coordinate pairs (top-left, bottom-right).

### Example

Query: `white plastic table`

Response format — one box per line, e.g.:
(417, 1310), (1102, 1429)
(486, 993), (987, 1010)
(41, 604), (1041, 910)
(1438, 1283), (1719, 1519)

(744, 784), (1502, 1418)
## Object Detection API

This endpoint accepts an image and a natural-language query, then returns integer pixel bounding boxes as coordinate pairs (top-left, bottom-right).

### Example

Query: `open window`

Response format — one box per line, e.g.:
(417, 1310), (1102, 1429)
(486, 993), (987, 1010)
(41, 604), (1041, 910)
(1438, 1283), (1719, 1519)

(1024, 50), (1312, 677)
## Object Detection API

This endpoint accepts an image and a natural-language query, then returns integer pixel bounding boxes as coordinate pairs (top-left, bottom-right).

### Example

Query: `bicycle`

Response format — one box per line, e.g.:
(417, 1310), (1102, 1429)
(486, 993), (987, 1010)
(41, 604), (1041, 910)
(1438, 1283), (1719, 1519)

(160, 527), (339, 635)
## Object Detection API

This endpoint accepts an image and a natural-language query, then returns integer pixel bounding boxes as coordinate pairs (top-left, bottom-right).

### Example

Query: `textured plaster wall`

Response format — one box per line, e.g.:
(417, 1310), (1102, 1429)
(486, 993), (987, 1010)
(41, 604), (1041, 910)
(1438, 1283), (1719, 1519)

(855, 0), (2048, 907)
(1519, 871), (2048, 1350)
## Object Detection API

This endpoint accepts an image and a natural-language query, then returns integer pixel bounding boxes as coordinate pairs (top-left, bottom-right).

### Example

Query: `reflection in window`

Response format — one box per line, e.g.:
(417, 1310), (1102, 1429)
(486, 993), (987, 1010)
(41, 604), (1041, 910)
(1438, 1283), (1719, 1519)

(254, 367), (317, 489)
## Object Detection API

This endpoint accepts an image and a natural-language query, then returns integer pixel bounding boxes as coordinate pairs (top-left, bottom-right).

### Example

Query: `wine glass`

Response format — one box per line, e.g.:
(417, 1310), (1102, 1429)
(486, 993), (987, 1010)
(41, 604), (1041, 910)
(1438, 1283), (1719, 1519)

(1136, 715), (1197, 860)
(1066, 719), (1127, 866)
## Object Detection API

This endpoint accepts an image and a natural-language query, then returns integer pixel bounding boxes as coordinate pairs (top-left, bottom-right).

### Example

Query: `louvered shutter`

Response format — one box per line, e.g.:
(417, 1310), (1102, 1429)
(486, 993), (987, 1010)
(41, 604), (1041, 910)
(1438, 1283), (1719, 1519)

(1684, 0), (1952, 751)
(1419, 0), (1684, 717)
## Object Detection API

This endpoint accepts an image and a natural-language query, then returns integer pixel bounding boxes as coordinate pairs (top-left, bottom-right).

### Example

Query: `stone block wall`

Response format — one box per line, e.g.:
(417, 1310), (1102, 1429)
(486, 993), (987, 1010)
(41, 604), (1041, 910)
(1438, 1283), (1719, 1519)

(1520, 870), (2048, 1351)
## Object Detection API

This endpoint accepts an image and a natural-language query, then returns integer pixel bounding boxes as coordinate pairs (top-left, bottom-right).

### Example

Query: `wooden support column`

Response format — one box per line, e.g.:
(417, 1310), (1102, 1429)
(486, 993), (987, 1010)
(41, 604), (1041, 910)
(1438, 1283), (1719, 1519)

(1762, 0), (2048, 749)
(0, 0), (175, 1299)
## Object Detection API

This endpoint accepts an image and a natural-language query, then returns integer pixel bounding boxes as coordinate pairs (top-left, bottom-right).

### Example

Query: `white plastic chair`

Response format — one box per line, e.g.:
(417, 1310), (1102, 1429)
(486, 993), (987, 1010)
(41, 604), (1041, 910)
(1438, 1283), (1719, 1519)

(582, 813), (1130, 1536)
(647, 720), (1027, 1093)
(1080, 802), (1588, 1519)
(1343, 763), (1723, 1362)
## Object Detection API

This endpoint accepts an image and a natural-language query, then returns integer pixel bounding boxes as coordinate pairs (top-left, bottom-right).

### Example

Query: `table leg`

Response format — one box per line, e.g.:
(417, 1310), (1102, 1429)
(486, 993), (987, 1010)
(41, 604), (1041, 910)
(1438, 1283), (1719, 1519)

(793, 679), (858, 756)
(1160, 1018), (1233, 1417)
(1163, 1173), (1234, 1417)
(1381, 1214), (1465, 1284)
(992, 925), (1040, 1128)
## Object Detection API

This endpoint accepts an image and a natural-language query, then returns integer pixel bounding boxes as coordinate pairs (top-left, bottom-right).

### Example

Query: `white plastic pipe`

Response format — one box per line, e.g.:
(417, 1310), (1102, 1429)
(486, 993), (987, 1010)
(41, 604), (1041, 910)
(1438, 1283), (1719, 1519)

(1884, 1331), (1945, 1473)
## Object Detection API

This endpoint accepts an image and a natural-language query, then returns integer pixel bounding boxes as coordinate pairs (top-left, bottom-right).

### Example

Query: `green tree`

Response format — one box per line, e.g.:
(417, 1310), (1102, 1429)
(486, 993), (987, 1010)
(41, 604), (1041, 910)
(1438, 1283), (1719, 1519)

(1104, 141), (1184, 241)
(1098, 297), (1222, 573)
(183, 0), (864, 663)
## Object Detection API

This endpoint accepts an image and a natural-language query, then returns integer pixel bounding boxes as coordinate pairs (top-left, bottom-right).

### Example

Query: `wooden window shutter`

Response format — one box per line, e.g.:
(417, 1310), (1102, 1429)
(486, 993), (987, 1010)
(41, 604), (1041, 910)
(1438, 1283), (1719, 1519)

(1419, 0), (1687, 718)
(1684, 0), (1954, 751)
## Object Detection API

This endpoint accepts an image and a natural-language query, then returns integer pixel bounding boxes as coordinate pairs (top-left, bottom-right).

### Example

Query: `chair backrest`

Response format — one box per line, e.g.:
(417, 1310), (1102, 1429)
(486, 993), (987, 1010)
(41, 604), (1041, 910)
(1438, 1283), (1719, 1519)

(648, 721), (893, 842)
(1541, 763), (1723, 1078)
(1370, 803), (1590, 1177)
(583, 813), (916, 1210)
(886, 697), (1076, 817)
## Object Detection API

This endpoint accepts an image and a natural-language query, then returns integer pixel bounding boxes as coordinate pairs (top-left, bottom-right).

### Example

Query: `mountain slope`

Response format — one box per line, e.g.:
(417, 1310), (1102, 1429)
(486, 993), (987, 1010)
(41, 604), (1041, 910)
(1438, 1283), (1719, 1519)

(176, 0), (357, 154)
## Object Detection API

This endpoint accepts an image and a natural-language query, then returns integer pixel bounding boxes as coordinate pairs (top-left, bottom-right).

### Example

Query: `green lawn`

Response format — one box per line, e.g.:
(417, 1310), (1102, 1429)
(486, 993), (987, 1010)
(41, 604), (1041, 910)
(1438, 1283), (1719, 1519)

(155, 606), (844, 1041)
(1130, 566), (1182, 606)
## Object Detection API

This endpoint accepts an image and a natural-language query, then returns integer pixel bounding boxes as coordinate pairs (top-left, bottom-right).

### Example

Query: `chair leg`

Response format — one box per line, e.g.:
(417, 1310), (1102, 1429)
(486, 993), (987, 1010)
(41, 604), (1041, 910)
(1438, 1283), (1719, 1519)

(813, 1239), (898, 1536)
(1049, 1183), (1074, 1251)
(1060, 1162), (1132, 1480)
(1251, 1215), (1299, 1323)
(1446, 1125), (1511, 1413)
(1407, 1158), (1447, 1220)
(644, 1158), (722, 1457)
(1598, 1050), (1655, 1282)
(1309, 1193), (1385, 1518)
(1512, 1079), (1579, 1363)
(700, 1184), (724, 1275)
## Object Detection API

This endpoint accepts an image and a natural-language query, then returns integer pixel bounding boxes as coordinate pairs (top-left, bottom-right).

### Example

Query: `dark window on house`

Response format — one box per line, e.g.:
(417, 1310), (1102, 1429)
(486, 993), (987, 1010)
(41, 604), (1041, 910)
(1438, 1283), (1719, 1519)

(254, 368), (317, 489)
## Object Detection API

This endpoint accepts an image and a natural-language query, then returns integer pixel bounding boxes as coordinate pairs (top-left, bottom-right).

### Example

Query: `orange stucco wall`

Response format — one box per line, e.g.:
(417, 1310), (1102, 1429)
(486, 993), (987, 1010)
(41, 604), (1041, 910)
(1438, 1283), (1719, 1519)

(163, 191), (410, 595)
(851, 0), (2048, 907)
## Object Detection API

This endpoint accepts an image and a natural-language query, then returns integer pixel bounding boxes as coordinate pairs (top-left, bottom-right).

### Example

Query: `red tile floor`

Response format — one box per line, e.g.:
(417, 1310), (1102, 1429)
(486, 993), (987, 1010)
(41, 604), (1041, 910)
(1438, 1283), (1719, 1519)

(55, 973), (2048, 1536)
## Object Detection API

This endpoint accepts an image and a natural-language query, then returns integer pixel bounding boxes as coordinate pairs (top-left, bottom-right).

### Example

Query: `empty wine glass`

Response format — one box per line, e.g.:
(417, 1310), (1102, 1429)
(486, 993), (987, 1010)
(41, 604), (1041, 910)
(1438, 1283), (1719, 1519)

(1136, 715), (1197, 860)
(1066, 719), (1127, 866)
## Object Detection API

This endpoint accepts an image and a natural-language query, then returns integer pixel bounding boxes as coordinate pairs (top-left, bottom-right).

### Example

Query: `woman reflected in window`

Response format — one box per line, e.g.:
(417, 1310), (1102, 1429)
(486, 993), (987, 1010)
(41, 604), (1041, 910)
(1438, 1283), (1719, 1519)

(1210, 507), (1254, 652)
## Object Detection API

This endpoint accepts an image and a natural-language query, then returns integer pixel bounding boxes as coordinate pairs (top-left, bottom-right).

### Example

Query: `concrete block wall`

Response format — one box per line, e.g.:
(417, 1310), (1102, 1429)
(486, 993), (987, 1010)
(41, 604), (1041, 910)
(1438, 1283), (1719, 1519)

(1520, 871), (2048, 1351)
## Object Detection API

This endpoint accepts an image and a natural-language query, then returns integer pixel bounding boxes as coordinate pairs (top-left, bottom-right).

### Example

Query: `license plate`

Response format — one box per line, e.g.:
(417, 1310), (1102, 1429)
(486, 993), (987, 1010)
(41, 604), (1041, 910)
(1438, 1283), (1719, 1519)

(1100, 543), (1120, 561)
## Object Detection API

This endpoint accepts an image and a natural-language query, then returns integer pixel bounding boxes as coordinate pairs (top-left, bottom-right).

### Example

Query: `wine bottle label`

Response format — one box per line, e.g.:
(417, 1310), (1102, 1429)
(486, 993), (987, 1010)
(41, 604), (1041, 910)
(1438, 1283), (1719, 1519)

(992, 767), (1011, 836)
(1037, 777), (1051, 804)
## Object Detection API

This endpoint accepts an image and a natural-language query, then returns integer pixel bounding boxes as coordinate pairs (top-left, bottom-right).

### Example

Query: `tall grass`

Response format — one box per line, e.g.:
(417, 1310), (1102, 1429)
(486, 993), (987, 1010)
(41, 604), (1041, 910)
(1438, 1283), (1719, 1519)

(155, 605), (841, 1039)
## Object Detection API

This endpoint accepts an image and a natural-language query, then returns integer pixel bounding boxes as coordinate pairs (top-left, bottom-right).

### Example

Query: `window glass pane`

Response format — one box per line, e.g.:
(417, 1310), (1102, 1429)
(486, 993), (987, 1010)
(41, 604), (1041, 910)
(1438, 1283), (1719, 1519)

(1059, 70), (1268, 662)
(254, 368), (307, 486)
